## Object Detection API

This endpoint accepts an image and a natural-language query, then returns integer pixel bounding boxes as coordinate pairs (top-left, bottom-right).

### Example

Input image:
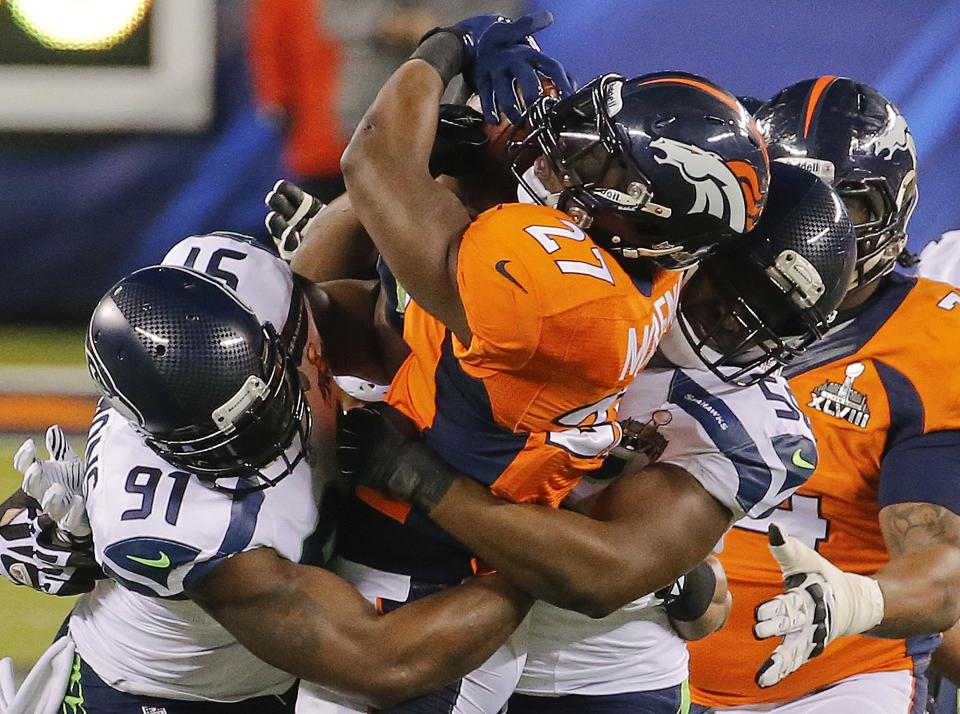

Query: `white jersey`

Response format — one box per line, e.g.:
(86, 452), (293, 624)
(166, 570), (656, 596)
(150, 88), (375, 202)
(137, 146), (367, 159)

(518, 329), (818, 696)
(69, 233), (340, 702)
(918, 230), (960, 285)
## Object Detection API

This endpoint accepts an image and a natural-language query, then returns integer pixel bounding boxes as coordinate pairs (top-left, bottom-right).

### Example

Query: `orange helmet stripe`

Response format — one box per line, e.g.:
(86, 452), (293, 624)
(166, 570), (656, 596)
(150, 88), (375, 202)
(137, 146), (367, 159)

(802, 75), (838, 138)
(638, 76), (765, 147)
(638, 76), (743, 114)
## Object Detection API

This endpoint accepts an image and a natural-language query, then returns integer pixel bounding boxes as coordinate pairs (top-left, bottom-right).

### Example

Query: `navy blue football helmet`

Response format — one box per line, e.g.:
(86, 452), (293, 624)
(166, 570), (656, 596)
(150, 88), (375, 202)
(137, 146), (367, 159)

(755, 77), (918, 292)
(676, 162), (856, 385)
(510, 71), (770, 271)
(85, 265), (310, 492)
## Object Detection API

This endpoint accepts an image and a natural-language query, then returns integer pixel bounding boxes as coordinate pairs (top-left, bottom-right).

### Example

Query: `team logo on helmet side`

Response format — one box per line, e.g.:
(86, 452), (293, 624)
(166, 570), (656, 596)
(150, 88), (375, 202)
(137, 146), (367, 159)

(652, 136), (757, 233)
(869, 108), (917, 163)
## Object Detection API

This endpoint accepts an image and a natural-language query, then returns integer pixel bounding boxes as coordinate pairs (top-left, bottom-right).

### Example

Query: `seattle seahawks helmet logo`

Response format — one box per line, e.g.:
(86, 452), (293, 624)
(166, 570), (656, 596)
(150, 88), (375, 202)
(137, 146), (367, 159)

(870, 107), (917, 164)
(651, 136), (752, 233)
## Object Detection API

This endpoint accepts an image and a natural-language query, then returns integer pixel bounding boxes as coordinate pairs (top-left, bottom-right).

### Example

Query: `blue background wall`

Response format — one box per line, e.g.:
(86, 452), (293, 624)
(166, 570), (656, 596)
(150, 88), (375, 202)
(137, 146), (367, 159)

(3, 1), (959, 321)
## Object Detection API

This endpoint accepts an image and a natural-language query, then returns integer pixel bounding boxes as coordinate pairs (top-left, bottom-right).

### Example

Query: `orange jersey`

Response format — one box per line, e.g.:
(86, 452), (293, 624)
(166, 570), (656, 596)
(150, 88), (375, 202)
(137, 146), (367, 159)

(363, 203), (682, 523)
(690, 273), (960, 707)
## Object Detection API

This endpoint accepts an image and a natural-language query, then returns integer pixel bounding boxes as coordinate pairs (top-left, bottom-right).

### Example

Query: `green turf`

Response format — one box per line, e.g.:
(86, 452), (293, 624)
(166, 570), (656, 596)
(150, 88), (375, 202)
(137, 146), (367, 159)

(0, 434), (79, 671)
(0, 325), (86, 366)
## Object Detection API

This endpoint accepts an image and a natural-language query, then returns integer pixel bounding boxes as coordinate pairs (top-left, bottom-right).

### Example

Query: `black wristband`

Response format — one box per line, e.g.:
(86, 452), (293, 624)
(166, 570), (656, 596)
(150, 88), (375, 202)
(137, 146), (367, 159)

(665, 560), (718, 622)
(387, 440), (456, 514)
(409, 31), (465, 87)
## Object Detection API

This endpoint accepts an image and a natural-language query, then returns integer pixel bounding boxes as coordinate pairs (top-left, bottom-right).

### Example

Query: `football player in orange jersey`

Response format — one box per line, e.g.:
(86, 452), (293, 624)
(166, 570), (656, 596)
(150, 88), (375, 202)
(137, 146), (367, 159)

(335, 161), (857, 714)
(686, 78), (960, 714)
(322, 11), (770, 713)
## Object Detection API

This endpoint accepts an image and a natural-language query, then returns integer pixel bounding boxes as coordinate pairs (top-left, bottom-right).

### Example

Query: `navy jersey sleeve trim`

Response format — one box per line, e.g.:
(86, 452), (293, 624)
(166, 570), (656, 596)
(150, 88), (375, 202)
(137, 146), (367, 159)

(668, 370), (773, 513)
(785, 273), (916, 378)
(422, 333), (528, 485)
(875, 359), (925, 453)
(879, 430), (960, 514)
(182, 487), (266, 591)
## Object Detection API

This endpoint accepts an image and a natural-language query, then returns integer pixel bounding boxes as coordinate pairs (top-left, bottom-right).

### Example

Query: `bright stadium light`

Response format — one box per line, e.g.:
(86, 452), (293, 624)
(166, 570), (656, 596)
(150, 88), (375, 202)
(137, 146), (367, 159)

(8, 0), (152, 51)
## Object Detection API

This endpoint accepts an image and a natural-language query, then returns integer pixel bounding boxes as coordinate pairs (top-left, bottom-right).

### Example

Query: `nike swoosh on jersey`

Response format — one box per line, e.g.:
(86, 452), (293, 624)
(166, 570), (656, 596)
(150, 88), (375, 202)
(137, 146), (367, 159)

(495, 260), (527, 293)
(127, 552), (171, 569)
(791, 448), (816, 470)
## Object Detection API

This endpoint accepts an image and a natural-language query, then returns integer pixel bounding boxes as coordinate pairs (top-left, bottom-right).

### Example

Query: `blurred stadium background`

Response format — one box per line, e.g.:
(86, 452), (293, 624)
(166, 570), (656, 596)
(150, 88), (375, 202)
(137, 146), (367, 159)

(2, 0), (960, 685)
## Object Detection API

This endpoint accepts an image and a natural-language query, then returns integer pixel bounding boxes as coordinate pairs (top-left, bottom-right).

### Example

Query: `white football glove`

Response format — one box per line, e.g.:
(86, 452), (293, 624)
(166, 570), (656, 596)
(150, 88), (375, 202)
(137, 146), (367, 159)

(264, 179), (326, 262)
(13, 426), (89, 539)
(754, 524), (884, 687)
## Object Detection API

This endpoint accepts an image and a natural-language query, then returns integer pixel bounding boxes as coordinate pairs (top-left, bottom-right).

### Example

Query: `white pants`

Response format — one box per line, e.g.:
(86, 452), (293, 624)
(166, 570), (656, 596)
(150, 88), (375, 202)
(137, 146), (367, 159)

(296, 558), (529, 714)
(702, 670), (924, 714)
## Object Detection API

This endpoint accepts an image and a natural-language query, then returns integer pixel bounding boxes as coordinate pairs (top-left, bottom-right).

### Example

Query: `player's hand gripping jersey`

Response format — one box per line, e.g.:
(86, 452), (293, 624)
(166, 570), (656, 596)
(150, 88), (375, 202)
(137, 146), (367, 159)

(382, 203), (683, 510)
(68, 233), (339, 702)
(690, 273), (960, 707)
(519, 327), (817, 697)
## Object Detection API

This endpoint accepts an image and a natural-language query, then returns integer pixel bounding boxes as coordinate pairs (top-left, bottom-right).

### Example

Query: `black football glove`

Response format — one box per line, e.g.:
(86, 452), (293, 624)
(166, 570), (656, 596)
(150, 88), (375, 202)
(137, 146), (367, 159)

(429, 104), (489, 177)
(0, 502), (102, 596)
(264, 180), (327, 262)
(337, 404), (455, 513)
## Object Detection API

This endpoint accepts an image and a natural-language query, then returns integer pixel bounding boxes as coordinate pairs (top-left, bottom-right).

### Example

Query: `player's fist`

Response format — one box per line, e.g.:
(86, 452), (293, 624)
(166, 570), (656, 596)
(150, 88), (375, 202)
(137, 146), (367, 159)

(337, 404), (454, 513)
(264, 180), (326, 262)
(754, 525), (885, 687)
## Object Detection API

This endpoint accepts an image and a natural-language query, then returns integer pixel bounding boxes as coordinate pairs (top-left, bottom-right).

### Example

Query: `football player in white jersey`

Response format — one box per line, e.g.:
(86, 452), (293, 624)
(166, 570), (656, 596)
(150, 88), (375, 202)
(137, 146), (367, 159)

(337, 162), (856, 713)
(0, 232), (531, 713)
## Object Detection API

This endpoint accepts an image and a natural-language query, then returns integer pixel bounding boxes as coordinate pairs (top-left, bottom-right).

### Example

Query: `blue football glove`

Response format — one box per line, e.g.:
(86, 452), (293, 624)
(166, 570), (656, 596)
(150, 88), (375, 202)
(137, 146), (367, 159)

(432, 12), (572, 124)
(471, 12), (573, 124)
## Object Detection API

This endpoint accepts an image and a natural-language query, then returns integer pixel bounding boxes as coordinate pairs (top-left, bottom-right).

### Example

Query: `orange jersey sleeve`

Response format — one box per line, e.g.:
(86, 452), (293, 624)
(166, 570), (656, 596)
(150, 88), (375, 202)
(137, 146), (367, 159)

(690, 274), (960, 707)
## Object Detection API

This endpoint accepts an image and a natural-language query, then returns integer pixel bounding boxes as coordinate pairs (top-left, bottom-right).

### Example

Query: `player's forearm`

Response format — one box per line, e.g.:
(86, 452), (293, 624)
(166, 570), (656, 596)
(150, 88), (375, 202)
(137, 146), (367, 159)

(369, 573), (533, 704)
(285, 574), (529, 707)
(341, 61), (443, 199)
(430, 476), (682, 617)
(290, 193), (378, 283)
(870, 543), (960, 637)
(195, 549), (530, 709)
(340, 60), (471, 338)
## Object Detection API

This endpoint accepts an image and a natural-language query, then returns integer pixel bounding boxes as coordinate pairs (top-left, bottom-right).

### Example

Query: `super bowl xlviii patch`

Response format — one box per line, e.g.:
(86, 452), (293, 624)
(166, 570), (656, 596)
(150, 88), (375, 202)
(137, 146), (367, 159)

(807, 362), (870, 428)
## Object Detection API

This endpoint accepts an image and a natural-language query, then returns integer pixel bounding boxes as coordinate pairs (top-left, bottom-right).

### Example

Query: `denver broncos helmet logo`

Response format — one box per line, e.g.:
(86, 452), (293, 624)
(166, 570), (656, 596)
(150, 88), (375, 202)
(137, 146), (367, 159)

(651, 137), (757, 233)
(870, 107), (917, 165)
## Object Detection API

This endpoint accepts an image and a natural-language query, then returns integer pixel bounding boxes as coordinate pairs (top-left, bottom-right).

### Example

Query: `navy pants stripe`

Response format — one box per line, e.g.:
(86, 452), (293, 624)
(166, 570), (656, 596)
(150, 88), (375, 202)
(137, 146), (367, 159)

(66, 654), (298, 713)
(508, 685), (685, 714)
